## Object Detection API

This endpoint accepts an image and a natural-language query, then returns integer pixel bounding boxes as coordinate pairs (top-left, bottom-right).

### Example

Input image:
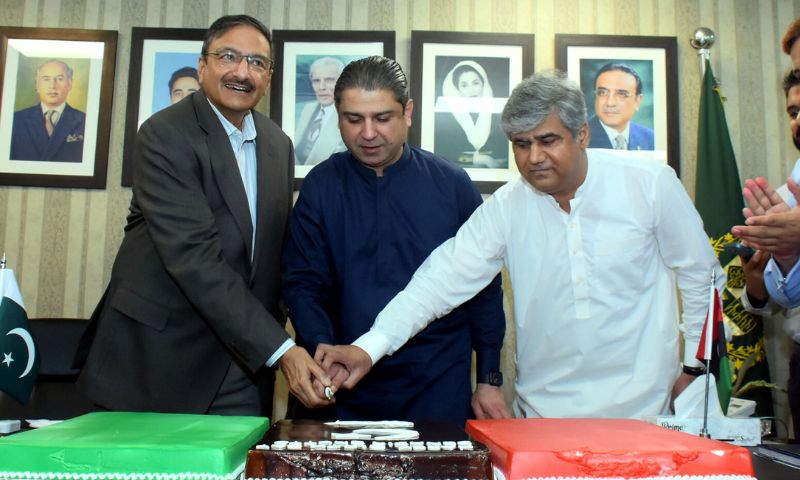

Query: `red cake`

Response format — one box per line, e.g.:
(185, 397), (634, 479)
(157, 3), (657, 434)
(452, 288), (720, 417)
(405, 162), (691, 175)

(244, 419), (492, 479)
(466, 418), (755, 480)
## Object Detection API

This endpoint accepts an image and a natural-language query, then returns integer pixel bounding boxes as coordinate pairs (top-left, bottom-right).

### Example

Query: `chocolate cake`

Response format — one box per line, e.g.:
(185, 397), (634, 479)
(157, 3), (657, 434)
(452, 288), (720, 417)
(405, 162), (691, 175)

(244, 420), (492, 480)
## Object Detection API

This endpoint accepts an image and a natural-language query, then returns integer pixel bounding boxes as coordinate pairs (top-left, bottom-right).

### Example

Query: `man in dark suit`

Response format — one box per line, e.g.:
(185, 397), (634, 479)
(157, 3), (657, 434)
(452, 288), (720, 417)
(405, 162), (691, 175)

(75, 15), (332, 416)
(10, 59), (85, 162)
(587, 62), (654, 151)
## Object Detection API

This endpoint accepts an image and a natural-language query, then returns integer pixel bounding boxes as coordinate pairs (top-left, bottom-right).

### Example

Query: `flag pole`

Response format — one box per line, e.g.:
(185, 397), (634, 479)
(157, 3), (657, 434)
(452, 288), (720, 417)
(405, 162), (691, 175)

(701, 269), (716, 438)
(690, 27), (715, 78)
(692, 27), (720, 439)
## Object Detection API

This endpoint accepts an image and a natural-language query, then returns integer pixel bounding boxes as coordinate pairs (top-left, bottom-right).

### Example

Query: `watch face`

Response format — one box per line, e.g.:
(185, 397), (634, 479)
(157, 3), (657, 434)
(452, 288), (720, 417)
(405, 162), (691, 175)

(487, 372), (503, 386)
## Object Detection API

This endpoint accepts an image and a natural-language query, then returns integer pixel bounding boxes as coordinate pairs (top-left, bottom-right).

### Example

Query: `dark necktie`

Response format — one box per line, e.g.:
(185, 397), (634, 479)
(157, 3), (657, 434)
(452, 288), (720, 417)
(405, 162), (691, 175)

(45, 110), (58, 137)
(298, 111), (323, 161)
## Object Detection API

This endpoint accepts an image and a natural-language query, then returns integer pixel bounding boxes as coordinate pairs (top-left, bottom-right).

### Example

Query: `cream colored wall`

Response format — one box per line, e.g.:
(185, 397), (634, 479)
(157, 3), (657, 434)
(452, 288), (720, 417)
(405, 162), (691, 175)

(1, 0), (799, 426)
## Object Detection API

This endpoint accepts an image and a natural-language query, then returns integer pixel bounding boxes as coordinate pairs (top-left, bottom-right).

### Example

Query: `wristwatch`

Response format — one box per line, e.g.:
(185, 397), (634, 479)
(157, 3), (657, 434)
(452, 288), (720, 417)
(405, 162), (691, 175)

(681, 363), (706, 377)
(480, 371), (503, 386)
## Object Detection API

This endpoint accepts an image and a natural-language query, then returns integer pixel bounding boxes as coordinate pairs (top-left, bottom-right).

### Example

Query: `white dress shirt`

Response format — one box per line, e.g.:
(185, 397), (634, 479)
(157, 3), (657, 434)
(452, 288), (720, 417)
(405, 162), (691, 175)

(354, 149), (723, 419)
(207, 100), (295, 367)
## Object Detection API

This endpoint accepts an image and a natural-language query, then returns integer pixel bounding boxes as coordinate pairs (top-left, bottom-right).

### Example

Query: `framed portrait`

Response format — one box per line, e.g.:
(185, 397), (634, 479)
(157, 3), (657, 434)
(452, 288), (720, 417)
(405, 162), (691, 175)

(555, 34), (679, 176)
(121, 27), (206, 186)
(270, 30), (395, 188)
(410, 31), (534, 193)
(0, 27), (117, 189)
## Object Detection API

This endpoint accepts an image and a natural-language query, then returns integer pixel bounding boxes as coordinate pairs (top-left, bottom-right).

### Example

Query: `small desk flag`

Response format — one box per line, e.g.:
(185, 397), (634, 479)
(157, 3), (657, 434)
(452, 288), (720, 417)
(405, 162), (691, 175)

(0, 263), (39, 404)
(695, 284), (733, 413)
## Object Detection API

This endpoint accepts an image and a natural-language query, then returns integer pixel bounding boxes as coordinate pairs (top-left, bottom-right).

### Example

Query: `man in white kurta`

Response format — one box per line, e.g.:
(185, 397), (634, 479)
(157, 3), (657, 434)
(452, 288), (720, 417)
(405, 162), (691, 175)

(316, 71), (724, 419)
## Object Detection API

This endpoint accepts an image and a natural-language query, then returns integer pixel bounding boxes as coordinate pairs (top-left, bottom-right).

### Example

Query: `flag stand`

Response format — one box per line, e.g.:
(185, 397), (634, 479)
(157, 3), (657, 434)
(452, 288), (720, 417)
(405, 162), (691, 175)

(701, 270), (716, 439)
(691, 26), (720, 440)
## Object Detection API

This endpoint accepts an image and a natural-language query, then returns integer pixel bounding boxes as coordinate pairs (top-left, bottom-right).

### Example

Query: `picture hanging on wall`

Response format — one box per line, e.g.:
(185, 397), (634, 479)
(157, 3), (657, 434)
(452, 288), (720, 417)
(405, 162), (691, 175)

(555, 34), (679, 176)
(410, 30), (535, 193)
(270, 29), (395, 189)
(121, 27), (206, 187)
(0, 26), (117, 189)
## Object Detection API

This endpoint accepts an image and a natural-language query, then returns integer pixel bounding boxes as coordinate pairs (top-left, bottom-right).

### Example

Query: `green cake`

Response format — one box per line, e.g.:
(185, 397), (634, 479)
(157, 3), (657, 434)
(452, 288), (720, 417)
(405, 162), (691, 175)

(0, 411), (269, 480)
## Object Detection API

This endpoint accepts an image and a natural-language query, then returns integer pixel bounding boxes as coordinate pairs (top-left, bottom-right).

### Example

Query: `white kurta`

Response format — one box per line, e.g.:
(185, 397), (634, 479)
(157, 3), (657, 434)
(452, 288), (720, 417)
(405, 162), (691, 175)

(355, 149), (724, 419)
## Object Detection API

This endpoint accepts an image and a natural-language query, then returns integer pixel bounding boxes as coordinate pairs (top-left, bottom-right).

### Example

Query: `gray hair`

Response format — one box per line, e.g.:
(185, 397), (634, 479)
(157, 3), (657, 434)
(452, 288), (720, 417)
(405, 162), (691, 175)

(310, 56), (345, 78)
(37, 59), (73, 81)
(501, 70), (587, 139)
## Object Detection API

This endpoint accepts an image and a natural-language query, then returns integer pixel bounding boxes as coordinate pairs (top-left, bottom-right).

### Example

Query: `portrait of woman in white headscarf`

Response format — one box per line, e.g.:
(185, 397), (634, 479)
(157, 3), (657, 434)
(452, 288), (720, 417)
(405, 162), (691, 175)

(434, 58), (508, 169)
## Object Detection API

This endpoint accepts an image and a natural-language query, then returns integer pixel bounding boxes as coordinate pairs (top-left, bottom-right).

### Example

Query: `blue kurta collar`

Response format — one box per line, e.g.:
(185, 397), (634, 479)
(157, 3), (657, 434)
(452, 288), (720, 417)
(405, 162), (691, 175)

(345, 143), (413, 184)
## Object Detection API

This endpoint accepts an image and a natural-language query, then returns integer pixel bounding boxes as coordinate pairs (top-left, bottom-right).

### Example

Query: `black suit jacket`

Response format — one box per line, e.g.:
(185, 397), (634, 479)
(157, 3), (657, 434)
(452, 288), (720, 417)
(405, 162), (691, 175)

(10, 103), (85, 162)
(76, 91), (294, 413)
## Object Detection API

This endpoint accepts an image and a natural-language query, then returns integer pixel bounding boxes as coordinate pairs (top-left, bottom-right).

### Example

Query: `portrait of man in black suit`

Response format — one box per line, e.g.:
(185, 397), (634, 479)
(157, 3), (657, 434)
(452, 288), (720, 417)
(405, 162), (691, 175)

(294, 56), (346, 166)
(10, 59), (85, 163)
(584, 62), (655, 151)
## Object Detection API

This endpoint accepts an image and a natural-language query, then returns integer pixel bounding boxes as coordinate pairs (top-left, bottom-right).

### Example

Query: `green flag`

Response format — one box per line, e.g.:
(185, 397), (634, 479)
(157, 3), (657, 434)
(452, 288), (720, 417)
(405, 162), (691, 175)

(694, 59), (772, 416)
(0, 266), (39, 405)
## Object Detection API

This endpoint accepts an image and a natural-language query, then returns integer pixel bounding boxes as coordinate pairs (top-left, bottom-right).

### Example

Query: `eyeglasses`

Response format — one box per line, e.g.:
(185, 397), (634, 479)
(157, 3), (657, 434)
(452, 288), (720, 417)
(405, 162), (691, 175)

(204, 50), (274, 74)
(595, 88), (633, 101)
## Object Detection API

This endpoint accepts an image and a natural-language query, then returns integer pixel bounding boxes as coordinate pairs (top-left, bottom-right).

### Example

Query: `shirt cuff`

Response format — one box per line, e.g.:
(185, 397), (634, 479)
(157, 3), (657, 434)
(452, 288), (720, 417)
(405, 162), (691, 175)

(265, 338), (295, 367)
(766, 257), (800, 308)
(683, 337), (702, 367)
(741, 288), (773, 316)
(352, 329), (393, 366)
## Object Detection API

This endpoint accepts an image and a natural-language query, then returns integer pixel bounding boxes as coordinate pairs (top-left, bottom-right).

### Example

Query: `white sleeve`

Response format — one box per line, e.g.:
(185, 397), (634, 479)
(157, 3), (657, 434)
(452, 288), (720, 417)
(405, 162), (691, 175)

(352, 194), (508, 364)
(652, 167), (725, 365)
(740, 287), (781, 318)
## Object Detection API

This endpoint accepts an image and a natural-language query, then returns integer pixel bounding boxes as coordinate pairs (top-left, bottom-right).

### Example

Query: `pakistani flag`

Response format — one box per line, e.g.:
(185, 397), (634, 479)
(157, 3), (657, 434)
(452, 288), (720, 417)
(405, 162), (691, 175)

(0, 265), (39, 404)
(694, 59), (773, 416)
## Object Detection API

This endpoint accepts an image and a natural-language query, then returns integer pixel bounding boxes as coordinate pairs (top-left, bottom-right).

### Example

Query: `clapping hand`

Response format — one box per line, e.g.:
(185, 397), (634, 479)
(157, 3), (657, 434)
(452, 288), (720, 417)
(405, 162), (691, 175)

(732, 177), (800, 269)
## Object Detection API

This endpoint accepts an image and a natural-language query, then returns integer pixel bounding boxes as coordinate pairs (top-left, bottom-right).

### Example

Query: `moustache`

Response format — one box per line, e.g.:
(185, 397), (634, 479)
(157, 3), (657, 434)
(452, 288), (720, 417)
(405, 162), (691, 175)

(222, 76), (254, 91)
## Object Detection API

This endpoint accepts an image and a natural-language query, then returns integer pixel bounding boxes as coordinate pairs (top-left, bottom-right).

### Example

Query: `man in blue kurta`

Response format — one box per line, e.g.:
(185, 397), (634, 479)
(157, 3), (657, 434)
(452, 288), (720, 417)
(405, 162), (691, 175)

(282, 56), (508, 424)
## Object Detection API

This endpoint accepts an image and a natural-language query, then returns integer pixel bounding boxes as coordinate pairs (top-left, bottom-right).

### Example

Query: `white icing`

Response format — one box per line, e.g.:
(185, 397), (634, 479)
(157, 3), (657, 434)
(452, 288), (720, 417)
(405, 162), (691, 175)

(262, 438), (480, 453)
(324, 420), (414, 429)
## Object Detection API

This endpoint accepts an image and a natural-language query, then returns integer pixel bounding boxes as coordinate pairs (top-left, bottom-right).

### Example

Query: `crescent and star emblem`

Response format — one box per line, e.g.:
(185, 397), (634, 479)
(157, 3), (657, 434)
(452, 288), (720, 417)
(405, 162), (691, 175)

(5, 327), (35, 378)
